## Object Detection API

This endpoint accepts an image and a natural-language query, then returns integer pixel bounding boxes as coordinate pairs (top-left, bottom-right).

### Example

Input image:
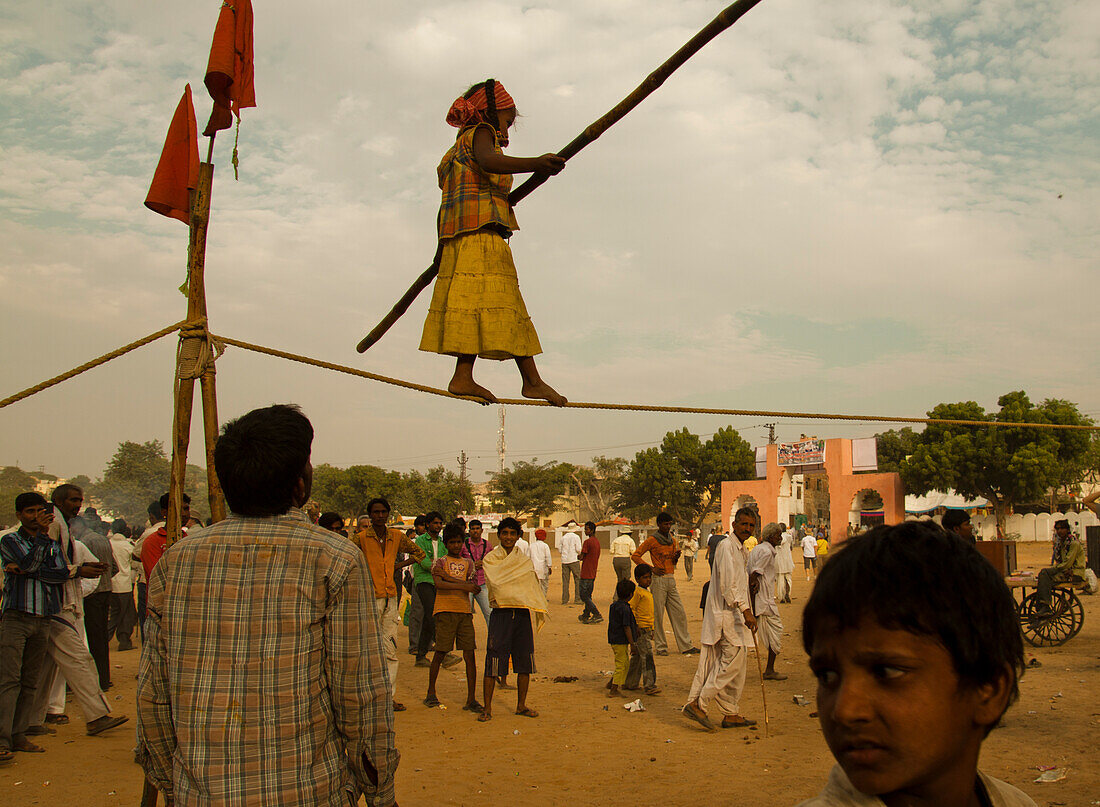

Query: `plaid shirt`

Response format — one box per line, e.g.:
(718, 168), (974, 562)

(437, 122), (520, 240)
(137, 508), (398, 806)
(0, 527), (69, 616)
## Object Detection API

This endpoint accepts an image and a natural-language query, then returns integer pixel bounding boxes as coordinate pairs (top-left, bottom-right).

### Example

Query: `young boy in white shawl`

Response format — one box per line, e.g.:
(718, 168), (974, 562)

(748, 522), (787, 680)
(682, 506), (757, 731)
(479, 517), (548, 722)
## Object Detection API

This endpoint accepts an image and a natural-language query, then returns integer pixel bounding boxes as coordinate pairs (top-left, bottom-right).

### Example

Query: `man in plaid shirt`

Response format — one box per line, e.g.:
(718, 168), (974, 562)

(137, 404), (399, 806)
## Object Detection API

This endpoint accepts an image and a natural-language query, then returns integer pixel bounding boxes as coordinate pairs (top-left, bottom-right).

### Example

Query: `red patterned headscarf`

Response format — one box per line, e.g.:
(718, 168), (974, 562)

(446, 80), (516, 129)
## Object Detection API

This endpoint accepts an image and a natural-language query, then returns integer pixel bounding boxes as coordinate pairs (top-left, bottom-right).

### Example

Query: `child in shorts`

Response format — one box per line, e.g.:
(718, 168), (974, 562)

(425, 523), (482, 713)
(796, 521), (1034, 807)
(624, 563), (660, 696)
(607, 578), (638, 697)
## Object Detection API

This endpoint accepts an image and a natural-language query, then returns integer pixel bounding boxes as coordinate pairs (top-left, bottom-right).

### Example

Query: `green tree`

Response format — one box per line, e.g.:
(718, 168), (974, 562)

(489, 460), (571, 519)
(396, 466), (474, 521)
(311, 464), (404, 519)
(95, 440), (171, 526)
(901, 392), (1094, 536)
(873, 427), (919, 474)
(565, 456), (627, 522)
(616, 426), (755, 530)
(0, 466), (41, 527)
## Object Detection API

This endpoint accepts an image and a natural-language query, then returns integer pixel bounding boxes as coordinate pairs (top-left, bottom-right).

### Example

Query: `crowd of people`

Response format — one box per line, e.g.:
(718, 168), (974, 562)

(5, 405), (1082, 806)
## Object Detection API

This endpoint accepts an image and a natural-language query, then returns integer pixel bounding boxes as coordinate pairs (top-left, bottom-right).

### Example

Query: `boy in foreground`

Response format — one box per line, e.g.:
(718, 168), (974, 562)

(479, 517), (548, 722)
(606, 579), (638, 698)
(797, 521), (1034, 807)
(624, 563), (660, 696)
(425, 523), (482, 713)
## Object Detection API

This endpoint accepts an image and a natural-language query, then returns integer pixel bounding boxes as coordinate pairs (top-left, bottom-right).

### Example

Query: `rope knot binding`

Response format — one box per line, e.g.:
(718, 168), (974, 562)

(177, 318), (226, 380)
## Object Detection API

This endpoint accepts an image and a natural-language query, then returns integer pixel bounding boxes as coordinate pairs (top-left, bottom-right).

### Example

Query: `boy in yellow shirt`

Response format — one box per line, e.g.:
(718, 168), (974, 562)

(624, 563), (660, 695)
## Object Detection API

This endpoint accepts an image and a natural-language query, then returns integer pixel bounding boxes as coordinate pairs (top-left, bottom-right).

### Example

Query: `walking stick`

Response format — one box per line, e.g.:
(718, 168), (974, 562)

(752, 627), (770, 737)
(356, 0), (766, 353)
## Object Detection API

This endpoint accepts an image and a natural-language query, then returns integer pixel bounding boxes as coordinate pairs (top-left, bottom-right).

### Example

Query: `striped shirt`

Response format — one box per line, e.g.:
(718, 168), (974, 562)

(437, 122), (520, 240)
(0, 527), (69, 616)
(136, 508), (398, 807)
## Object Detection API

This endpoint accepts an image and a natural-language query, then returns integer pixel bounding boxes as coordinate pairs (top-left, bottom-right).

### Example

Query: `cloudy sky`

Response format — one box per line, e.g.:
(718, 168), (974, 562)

(1, 0), (1097, 487)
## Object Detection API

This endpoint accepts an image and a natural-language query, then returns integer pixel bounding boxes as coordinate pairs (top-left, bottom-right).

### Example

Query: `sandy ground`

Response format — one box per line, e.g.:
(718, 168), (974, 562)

(2, 541), (1097, 806)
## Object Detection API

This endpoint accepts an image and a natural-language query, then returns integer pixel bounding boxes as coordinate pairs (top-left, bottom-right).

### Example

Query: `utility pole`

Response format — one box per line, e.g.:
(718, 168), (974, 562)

(456, 450), (469, 484)
(766, 422), (777, 445)
(497, 405), (507, 474)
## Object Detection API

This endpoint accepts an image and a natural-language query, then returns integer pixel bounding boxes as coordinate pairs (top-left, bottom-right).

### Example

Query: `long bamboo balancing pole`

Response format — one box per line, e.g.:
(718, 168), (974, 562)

(356, 0), (765, 353)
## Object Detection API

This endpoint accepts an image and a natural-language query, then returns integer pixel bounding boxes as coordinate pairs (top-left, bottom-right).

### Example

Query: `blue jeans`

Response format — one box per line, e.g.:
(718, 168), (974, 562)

(579, 578), (601, 620)
(471, 587), (491, 625)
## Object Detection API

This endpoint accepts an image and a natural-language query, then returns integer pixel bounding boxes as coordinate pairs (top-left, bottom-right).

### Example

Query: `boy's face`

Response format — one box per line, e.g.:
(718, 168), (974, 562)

(498, 527), (519, 550)
(428, 517), (443, 536)
(637, 572), (652, 589)
(469, 523), (483, 540)
(810, 617), (1007, 803)
(445, 536), (464, 557)
(18, 504), (47, 532)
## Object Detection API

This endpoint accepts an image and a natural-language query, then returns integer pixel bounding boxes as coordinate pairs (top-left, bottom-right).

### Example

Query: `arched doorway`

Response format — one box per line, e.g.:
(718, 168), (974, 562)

(802, 472), (830, 535)
(850, 487), (885, 536)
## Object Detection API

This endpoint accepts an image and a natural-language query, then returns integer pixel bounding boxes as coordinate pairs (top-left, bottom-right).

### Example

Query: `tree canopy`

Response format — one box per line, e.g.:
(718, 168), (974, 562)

(488, 459), (571, 519)
(0, 466), (41, 527)
(616, 426), (755, 530)
(310, 463), (473, 523)
(901, 392), (1094, 535)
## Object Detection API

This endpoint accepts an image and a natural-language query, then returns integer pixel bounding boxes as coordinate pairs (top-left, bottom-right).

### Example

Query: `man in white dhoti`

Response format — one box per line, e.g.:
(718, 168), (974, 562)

(748, 522), (787, 681)
(775, 523), (794, 603)
(682, 506), (757, 731)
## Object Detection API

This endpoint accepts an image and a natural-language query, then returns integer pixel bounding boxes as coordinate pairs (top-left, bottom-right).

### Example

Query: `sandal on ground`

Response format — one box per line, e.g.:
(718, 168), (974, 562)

(13, 739), (46, 753)
(462, 701), (484, 713)
(477, 712), (493, 722)
(762, 672), (788, 681)
(24, 725), (55, 736)
(86, 715), (128, 736)
(44, 714), (69, 725)
(0, 748), (12, 763)
(644, 687), (662, 696)
(515, 707), (539, 718)
(423, 696), (442, 708)
(721, 716), (757, 728)
(681, 704), (717, 732)
(392, 701), (406, 712)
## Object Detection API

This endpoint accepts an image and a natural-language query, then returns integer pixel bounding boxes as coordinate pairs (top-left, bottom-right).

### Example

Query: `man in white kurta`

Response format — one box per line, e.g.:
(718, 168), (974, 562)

(748, 523), (786, 680)
(775, 524), (795, 603)
(683, 507), (757, 730)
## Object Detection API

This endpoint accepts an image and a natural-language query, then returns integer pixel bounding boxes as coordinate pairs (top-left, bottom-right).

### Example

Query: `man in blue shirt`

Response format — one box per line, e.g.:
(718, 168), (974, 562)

(0, 493), (72, 760)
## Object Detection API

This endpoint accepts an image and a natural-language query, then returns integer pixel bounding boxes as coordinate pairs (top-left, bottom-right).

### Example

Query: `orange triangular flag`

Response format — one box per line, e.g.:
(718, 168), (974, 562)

(145, 85), (200, 224)
(203, 0), (256, 136)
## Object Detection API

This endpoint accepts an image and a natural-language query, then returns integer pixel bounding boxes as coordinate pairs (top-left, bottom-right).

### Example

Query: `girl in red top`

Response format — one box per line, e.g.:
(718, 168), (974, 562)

(419, 79), (567, 406)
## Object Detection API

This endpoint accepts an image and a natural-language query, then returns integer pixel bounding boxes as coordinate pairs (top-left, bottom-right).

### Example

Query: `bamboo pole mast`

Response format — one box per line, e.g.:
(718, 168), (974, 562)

(356, 0), (765, 353)
(166, 134), (226, 547)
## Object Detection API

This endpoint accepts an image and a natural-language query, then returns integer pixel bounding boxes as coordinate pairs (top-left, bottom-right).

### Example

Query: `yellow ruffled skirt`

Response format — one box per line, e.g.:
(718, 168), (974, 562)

(419, 230), (542, 360)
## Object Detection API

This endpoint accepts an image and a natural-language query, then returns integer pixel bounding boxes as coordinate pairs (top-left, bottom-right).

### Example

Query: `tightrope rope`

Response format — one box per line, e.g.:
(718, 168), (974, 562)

(0, 321), (186, 410)
(214, 334), (1099, 431)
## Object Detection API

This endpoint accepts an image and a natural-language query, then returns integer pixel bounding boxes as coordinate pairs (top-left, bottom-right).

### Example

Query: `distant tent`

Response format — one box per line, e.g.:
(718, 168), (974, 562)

(905, 490), (989, 514)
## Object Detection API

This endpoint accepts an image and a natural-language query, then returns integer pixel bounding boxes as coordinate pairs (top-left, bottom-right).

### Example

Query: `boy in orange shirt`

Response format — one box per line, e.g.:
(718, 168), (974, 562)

(425, 523), (482, 713)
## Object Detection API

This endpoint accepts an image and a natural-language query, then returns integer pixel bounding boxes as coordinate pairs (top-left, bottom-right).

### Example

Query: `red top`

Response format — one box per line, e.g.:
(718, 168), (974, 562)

(580, 535), (601, 580)
(142, 528), (169, 582)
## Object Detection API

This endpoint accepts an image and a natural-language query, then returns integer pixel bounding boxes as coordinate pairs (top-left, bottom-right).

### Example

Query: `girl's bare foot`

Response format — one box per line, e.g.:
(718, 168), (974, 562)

(521, 380), (567, 407)
(448, 378), (498, 405)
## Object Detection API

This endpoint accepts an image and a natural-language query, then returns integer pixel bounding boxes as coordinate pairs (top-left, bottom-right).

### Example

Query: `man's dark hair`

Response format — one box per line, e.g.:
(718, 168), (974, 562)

(366, 497), (390, 513)
(318, 512), (344, 530)
(414, 514), (428, 531)
(159, 491), (192, 511)
(214, 404), (313, 517)
(469, 519), (482, 528)
(734, 506), (756, 522)
(941, 510), (970, 533)
(498, 516), (522, 534)
(425, 511), (444, 524)
(802, 521), (1024, 723)
(1053, 519), (1070, 530)
(453, 517), (466, 530)
(442, 523), (465, 543)
(634, 563), (652, 581)
(15, 491), (48, 511)
(656, 512), (673, 524)
(110, 518), (128, 535)
(51, 483), (82, 504)
(148, 500), (163, 521)
(615, 578), (636, 601)
(585, 521), (597, 532)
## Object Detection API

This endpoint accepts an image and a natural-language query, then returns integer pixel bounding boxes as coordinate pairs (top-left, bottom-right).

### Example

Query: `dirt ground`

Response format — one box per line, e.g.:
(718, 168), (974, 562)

(2, 541), (1097, 806)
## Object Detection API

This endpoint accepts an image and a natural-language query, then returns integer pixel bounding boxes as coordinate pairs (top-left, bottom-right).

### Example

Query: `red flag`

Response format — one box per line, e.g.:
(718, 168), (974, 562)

(145, 85), (200, 224)
(203, 0), (256, 136)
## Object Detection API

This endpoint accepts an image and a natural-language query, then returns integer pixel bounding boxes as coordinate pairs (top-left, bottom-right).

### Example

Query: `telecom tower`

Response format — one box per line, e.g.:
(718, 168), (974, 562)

(497, 405), (507, 474)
